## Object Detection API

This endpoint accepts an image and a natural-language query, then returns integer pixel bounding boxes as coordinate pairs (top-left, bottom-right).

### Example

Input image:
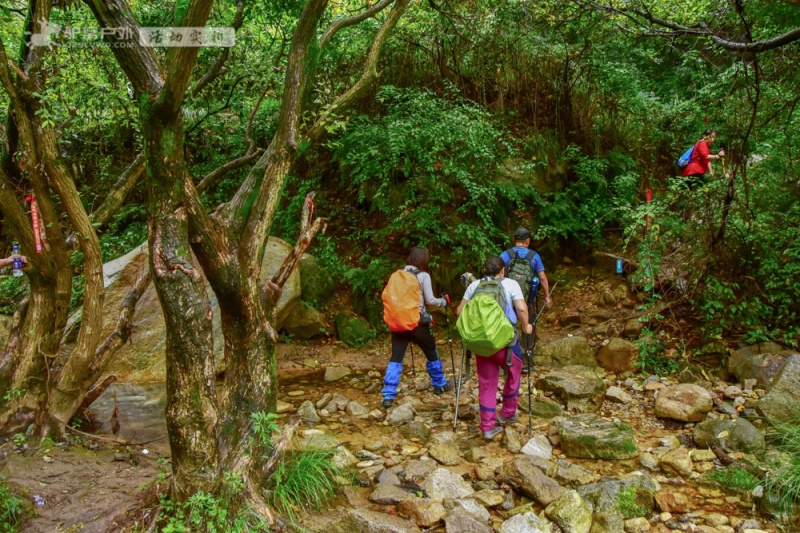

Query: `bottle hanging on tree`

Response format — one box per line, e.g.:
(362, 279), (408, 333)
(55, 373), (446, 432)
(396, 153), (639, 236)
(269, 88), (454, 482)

(12, 243), (23, 277)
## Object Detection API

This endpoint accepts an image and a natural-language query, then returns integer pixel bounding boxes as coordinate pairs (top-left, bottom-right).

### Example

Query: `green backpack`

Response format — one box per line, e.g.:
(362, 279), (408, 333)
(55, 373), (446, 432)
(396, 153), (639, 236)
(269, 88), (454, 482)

(456, 279), (516, 357)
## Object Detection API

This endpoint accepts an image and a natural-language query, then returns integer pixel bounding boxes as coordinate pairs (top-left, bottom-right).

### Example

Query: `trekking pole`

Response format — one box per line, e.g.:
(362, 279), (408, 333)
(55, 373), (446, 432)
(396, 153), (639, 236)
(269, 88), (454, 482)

(526, 282), (556, 436)
(441, 293), (457, 379)
(409, 344), (417, 378)
(453, 344), (466, 432)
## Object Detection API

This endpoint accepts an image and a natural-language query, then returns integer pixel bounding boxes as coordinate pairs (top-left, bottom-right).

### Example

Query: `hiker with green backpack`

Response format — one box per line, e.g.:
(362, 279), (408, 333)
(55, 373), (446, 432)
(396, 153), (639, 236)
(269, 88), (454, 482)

(380, 247), (454, 409)
(456, 256), (532, 440)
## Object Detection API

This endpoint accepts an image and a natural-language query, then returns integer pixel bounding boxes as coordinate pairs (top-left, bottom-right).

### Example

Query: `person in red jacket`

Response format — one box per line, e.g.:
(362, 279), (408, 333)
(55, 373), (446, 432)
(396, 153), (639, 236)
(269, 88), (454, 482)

(682, 129), (725, 188)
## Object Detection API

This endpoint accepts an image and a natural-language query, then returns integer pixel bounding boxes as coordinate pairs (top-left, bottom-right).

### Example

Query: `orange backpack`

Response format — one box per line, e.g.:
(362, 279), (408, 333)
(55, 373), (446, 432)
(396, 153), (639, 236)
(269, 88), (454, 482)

(382, 269), (422, 332)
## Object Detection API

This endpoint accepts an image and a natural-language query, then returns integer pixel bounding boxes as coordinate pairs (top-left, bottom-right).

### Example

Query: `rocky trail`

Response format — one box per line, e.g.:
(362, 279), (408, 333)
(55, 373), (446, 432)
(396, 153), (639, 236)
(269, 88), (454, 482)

(3, 263), (798, 532)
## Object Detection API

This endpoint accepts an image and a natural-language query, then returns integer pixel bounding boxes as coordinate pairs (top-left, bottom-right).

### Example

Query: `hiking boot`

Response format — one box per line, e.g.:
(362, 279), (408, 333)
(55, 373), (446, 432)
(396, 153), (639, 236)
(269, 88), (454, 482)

(497, 412), (519, 425)
(382, 399), (393, 409)
(483, 426), (503, 440)
(433, 380), (454, 395)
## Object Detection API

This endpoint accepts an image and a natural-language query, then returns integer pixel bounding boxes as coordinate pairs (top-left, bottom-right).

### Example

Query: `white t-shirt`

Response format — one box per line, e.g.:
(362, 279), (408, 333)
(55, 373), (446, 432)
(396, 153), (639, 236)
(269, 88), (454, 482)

(463, 277), (524, 324)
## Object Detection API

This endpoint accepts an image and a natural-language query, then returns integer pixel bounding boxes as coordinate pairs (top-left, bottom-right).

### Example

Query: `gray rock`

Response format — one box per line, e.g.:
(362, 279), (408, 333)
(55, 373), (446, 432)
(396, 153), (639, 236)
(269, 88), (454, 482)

(283, 303), (327, 340)
(519, 395), (565, 418)
(558, 414), (639, 459)
(596, 338), (640, 373)
(623, 517), (649, 532)
(324, 366), (353, 382)
(370, 483), (411, 505)
(297, 400), (320, 425)
(421, 468), (475, 501)
(316, 393), (333, 409)
(659, 448), (692, 477)
(537, 336), (598, 368)
(623, 318), (643, 339)
(724, 385), (744, 399)
(693, 418), (766, 454)
(654, 383), (713, 422)
(357, 450), (383, 461)
(397, 497), (446, 528)
(402, 460), (437, 483)
(444, 508), (492, 533)
(548, 459), (596, 488)
(400, 421), (432, 442)
(757, 354), (800, 422)
(728, 342), (787, 387)
(578, 475), (659, 516)
(606, 386), (632, 404)
(347, 508), (421, 533)
(347, 401), (370, 416)
(545, 489), (593, 533)
(521, 434), (553, 460)
(442, 498), (490, 522)
(469, 489), (506, 508)
(331, 446), (359, 469)
(366, 440), (384, 452)
(500, 512), (552, 533)
(299, 253), (335, 304)
(538, 366), (607, 413)
(499, 456), (566, 506)
(429, 433), (461, 466)
(377, 469), (402, 486)
(387, 404), (416, 426)
(465, 446), (487, 463)
(639, 453), (660, 471)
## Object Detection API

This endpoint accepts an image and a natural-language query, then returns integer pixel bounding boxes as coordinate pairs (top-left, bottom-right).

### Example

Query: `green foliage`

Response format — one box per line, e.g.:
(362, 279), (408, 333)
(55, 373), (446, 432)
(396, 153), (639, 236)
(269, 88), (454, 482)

(250, 411), (280, 450)
(635, 328), (679, 375)
(0, 274), (28, 315)
(762, 419), (800, 522)
(267, 448), (347, 524)
(703, 467), (760, 491)
(0, 484), (22, 533)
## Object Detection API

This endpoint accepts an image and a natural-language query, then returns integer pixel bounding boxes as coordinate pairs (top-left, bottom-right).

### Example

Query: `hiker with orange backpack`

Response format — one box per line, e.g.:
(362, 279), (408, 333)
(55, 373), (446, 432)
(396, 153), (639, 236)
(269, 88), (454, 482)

(381, 247), (454, 409)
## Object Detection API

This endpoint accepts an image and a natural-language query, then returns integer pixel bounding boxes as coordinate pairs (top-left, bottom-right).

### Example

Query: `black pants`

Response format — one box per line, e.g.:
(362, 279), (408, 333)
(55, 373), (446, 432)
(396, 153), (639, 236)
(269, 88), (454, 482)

(390, 325), (440, 363)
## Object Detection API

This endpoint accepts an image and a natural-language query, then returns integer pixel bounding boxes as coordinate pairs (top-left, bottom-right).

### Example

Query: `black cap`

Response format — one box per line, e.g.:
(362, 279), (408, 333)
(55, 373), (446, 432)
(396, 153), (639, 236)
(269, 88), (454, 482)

(514, 227), (531, 240)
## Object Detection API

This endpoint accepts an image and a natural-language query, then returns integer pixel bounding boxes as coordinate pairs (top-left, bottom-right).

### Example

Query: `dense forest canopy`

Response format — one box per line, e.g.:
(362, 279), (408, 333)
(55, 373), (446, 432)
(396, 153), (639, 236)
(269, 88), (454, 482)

(1, 0), (799, 523)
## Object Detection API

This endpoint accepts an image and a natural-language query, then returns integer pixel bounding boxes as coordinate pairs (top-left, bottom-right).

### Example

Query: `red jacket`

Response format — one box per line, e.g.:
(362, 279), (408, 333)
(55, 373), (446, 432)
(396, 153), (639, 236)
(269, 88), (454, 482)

(682, 140), (711, 176)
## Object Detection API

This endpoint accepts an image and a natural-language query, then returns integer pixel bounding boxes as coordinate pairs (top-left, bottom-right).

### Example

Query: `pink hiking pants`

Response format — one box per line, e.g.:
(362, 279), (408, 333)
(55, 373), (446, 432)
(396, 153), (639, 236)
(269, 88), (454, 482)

(476, 347), (523, 432)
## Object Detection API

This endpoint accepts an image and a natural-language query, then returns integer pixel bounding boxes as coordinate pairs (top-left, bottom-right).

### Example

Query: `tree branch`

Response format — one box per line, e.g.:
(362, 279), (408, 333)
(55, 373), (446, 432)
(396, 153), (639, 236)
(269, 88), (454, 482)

(319, 0), (395, 51)
(270, 216), (327, 291)
(90, 154), (145, 228)
(188, 0), (245, 98)
(305, 0), (411, 144)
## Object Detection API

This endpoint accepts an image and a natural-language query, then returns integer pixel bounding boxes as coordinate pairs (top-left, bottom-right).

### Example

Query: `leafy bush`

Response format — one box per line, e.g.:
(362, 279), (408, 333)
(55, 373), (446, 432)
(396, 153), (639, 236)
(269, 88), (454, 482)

(0, 484), (22, 533)
(635, 327), (679, 375)
(0, 275), (28, 315)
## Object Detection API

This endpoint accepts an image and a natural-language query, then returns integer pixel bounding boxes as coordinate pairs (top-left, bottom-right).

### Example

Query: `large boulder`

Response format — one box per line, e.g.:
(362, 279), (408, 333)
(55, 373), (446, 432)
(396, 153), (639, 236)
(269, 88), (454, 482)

(498, 456), (566, 506)
(537, 336), (598, 368)
(282, 303), (328, 340)
(596, 338), (640, 373)
(421, 468), (475, 501)
(558, 414), (639, 460)
(654, 383), (713, 422)
(537, 366), (606, 413)
(757, 355), (800, 423)
(99, 238), (300, 381)
(299, 253), (335, 303)
(335, 312), (373, 348)
(693, 418), (766, 454)
(728, 342), (793, 389)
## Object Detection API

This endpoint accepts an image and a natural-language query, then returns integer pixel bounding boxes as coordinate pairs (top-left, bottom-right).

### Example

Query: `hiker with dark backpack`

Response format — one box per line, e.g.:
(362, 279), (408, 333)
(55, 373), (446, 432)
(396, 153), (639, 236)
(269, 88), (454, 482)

(456, 256), (532, 440)
(381, 247), (454, 409)
(500, 227), (551, 369)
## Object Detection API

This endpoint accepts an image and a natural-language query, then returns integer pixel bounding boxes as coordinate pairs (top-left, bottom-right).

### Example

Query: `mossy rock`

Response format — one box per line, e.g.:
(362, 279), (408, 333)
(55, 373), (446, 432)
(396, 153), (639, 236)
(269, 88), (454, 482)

(352, 292), (385, 328)
(334, 313), (373, 348)
(299, 254), (335, 304)
(558, 414), (639, 460)
(578, 475), (658, 517)
(519, 395), (565, 419)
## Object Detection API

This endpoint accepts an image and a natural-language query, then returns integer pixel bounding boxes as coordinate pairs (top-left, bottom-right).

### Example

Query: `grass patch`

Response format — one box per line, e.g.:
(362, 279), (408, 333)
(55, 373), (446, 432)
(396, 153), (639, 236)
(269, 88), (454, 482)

(761, 419), (800, 522)
(0, 484), (23, 532)
(703, 467), (760, 491)
(267, 448), (348, 524)
(616, 486), (649, 518)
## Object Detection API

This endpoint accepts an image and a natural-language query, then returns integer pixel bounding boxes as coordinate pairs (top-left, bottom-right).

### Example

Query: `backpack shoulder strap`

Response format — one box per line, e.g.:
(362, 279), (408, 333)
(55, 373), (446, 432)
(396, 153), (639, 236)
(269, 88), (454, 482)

(523, 249), (535, 261)
(505, 248), (517, 259)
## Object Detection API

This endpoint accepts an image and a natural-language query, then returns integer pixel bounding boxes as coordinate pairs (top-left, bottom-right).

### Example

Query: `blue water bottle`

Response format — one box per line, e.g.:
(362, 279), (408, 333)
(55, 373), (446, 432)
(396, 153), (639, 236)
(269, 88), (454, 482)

(12, 243), (23, 277)
(615, 258), (623, 275)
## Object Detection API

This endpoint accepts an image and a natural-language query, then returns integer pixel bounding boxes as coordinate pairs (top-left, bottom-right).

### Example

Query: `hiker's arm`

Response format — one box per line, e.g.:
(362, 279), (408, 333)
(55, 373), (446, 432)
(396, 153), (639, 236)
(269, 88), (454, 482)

(513, 299), (533, 334)
(456, 298), (468, 315)
(538, 271), (551, 304)
(420, 273), (446, 307)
